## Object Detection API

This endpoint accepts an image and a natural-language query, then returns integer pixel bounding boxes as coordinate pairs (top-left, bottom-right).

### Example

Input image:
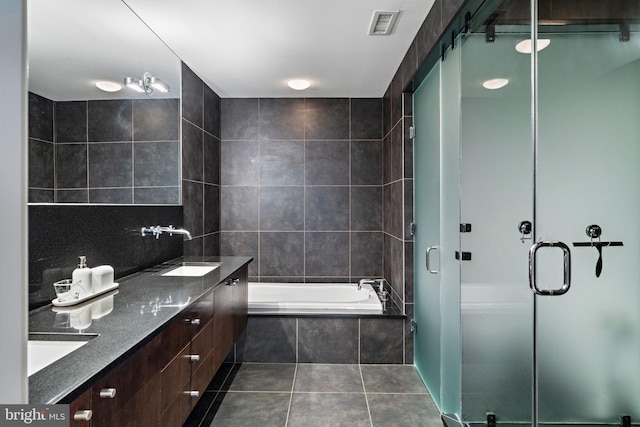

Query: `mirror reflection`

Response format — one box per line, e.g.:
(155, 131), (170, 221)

(27, 0), (181, 205)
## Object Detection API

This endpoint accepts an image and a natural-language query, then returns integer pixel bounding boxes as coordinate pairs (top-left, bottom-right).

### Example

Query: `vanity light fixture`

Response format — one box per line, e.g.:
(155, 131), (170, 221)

(124, 72), (170, 95)
(95, 81), (122, 92)
(515, 39), (551, 54)
(482, 78), (509, 90)
(288, 79), (311, 90)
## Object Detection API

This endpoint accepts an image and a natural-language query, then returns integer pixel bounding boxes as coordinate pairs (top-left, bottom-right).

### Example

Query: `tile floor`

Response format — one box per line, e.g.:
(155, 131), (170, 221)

(183, 363), (443, 427)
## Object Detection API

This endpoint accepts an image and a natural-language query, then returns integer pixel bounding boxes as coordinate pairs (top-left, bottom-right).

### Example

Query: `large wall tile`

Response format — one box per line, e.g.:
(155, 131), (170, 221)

(204, 133), (220, 185)
(360, 318), (404, 364)
(237, 316), (297, 363)
(351, 98), (383, 139)
(259, 232), (304, 277)
(88, 143), (132, 188)
(55, 144), (87, 189)
(305, 232), (349, 277)
(259, 98), (305, 140)
(350, 232), (383, 278)
(259, 186), (304, 231)
(28, 92), (53, 142)
(305, 141), (349, 185)
(305, 187), (349, 231)
(181, 62), (203, 127)
(220, 186), (258, 230)
(183, 180), (203, 237)
(351, 186), (382, 231)
(55, 101), (86, 143)
(260, 140), (304, 185)
(28, 138), (54, 189)
(182, 120), (203, 182)
(221, 98), (259, 140)
(351, 140), (382, 185)
(134, 141), (180, 186)
(298, 318), (358, 363)
(204, 184), (220, 234)
(220, 141), (259, 185)
(304, 98), (349, 140)
(133, 98), (179, 141)
(204, 84), (221, 138)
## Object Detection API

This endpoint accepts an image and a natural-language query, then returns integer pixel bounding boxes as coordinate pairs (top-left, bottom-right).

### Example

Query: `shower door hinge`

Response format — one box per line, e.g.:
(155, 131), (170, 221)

(486, 412), (497, 427)
(410, 223), (416, 236)
(409, 126), (416, 139)
(460, 223), (472, 233)
(410, 319), (417, 334)
(455, 251), (472, 261)
(621, 415), (631, 427)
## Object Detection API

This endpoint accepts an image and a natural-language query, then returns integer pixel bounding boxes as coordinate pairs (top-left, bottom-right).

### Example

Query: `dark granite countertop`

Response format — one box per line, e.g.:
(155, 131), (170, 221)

(28, 256), (253, 404)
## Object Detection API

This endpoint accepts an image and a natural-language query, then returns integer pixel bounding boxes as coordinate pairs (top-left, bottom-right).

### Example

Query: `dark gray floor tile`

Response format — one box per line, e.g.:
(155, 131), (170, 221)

(209, 392), (290, 427)
(287, 393), (370, 427)
(361, 365), (428, 394)
(293, 364), (364, 393)
(226, 363), (296, 392)
(367, 393), (441, 427)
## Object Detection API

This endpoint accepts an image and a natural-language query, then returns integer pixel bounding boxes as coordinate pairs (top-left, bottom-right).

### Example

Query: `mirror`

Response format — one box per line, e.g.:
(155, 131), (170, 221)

(27, 0), (181, 205)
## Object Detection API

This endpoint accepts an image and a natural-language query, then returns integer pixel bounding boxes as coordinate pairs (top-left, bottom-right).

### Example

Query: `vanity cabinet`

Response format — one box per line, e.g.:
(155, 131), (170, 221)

(66, 263), (249, 427)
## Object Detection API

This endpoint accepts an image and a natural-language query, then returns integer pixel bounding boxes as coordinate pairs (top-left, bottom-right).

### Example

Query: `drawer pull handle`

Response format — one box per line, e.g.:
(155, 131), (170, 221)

(73, 410), (93, 421)
(99, 388), (117, 399)
(189, 354), (200, 362)
(228, 278), (239, 286)
(191, 318), (201, 326)
(186, 391), (200, 398)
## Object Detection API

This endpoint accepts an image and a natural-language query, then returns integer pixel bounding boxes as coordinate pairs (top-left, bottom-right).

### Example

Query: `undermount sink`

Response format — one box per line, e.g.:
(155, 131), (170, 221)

(28, 333), (97, 376)
(160, 262), (221, 277)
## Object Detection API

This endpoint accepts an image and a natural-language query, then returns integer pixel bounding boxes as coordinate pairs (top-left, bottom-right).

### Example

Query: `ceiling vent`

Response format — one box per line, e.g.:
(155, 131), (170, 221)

(368, 10), (399, 35)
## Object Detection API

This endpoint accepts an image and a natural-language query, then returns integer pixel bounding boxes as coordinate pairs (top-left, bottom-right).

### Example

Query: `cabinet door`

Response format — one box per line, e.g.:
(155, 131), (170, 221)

(232, 266), (248, 341)
(213, 283), (234, 372)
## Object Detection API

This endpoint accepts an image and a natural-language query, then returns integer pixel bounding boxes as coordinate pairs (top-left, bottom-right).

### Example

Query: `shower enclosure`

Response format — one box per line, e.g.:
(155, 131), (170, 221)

(413, 0), (640, 425)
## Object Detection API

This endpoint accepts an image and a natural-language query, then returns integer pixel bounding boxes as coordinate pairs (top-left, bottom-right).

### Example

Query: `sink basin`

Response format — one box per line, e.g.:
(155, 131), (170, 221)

(28, 333), (96, 376)
(160, 262), (221, 277)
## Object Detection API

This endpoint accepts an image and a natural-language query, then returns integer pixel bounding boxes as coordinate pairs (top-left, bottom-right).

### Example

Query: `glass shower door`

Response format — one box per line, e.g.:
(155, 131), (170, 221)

(533, 20), (640, 424)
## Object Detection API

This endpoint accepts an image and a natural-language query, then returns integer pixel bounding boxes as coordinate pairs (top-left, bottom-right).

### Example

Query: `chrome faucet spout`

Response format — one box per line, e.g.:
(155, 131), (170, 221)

(141, 225), (192, 240)
(358, 278), (376, 290)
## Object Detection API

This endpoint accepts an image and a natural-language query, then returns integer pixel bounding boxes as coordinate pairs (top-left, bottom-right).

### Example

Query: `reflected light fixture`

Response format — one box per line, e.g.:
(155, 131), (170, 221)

(124, 72), (170, 95)
(288, 79), (311, 90)
(95, 81), (122, 92)
(515, 39), (551, 54)
(482, 78), (509, 90)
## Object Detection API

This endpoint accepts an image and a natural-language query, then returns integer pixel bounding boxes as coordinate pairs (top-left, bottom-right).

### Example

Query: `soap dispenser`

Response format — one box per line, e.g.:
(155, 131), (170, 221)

(72, 256), (92, 299)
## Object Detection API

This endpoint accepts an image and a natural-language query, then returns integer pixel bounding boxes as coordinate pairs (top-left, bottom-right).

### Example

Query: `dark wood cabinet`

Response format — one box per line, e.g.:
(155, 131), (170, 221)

(68, 264), (249, 427)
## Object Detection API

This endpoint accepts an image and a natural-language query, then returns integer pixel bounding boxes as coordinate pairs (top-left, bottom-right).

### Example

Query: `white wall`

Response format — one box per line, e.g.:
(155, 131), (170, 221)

(0, 0), (27, 403)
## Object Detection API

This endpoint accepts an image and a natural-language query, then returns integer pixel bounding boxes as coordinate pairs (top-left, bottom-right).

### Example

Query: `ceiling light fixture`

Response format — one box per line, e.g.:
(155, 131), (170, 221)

(95, 81), (122, 93)
(124, 72), (170, 95)
(515, 39), (551, 54)
(482, 78), (509, 90)
(288, 79), (311, 90)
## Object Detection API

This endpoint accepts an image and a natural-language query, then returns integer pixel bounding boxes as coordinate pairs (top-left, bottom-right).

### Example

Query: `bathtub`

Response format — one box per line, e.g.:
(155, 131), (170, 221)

(248, 282), (383, 315)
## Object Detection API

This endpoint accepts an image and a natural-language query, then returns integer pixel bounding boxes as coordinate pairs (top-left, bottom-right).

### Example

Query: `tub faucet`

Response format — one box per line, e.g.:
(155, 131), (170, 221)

(358, 279), (376, 290)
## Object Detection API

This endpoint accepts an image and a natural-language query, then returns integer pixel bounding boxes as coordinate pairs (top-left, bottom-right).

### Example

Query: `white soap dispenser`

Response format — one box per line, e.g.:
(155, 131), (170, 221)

(72, 256), (92, 299)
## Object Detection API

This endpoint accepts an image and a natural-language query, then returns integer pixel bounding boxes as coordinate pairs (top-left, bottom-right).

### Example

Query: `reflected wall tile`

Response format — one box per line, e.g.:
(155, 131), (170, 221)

(29, 138), (54, 189)
(305, 140), (349, 185)
(88, 143), (132, 188)
(220, 186), (258, 230)
(55, 144), (87, 189)
(28, 92), (53, 142)
(351, 140), (382, 185)
(260, 140), (304, 185)
(259, 186), (304, 231)
(220, 141), (259, 185)
(304, 98), (349, 140)
(29, 189), (54, 203)
(305, 186), (349, 231)
(134, 141), (180, 186)
(55, 189), (88, 203)
(305, 232), (349, 277)
(133, 98), (179, 141)
(259, 98), (305, 140)
(221, 98), (259, 140)
(55, 100), (86, 143)
(134, 187), (180, 204)
(259, 232), (304, 277)
(89, 188), (132, 204)
(351, 98), (383, 139)
(88, 100), (132, 142)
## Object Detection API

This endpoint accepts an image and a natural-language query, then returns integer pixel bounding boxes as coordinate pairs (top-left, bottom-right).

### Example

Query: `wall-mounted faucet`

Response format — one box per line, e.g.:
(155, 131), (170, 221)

(358, 278), (376, 290)
(141, 225), (192, 240)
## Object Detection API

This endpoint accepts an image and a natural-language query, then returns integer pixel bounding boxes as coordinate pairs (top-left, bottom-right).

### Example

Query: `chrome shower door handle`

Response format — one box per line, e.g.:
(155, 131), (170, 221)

(426, 246), (439, 274)
(528, 240), (571, 296)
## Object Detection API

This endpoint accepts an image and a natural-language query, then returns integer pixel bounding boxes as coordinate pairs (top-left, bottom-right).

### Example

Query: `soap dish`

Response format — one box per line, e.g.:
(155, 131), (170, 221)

(52, 283), (119, 307)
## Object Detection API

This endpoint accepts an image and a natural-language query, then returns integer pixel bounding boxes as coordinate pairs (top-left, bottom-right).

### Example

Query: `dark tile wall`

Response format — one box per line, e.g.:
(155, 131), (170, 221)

(27, 92), (180, 204)
(219, 98), (383, 282)
(28, 204), (183, 310)
(382, 0), (467, 364)
(181, 62), (221, 256)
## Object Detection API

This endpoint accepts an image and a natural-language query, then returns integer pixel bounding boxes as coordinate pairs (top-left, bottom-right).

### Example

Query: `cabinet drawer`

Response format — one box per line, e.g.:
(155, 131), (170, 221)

(188, 292), (214, 337)
(190, 320), (213, 373)
(69, 387), (92, 427)
(160, 383), (191, 427)
(190, 352), (214, 409)
(161, 343), (191, 410)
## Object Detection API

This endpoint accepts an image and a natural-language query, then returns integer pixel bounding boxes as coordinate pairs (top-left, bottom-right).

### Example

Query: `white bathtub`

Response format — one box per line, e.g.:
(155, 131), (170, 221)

(248, 282), (383, 315)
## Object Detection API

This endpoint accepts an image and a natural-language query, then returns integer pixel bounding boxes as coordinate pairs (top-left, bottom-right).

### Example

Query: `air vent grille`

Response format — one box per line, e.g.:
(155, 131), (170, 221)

(368, 10), (399, 35)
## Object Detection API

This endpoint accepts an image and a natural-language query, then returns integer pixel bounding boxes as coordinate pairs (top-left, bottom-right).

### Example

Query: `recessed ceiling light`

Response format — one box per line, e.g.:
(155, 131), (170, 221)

(482, 78), (509, 90)
(288, 79), (311, 90)
(95, 81), (122, 92)
(515, 39), (551, 54)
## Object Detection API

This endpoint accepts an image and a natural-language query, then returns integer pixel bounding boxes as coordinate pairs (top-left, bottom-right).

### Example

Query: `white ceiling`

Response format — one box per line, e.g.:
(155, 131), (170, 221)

(28, 0), (434, 100)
